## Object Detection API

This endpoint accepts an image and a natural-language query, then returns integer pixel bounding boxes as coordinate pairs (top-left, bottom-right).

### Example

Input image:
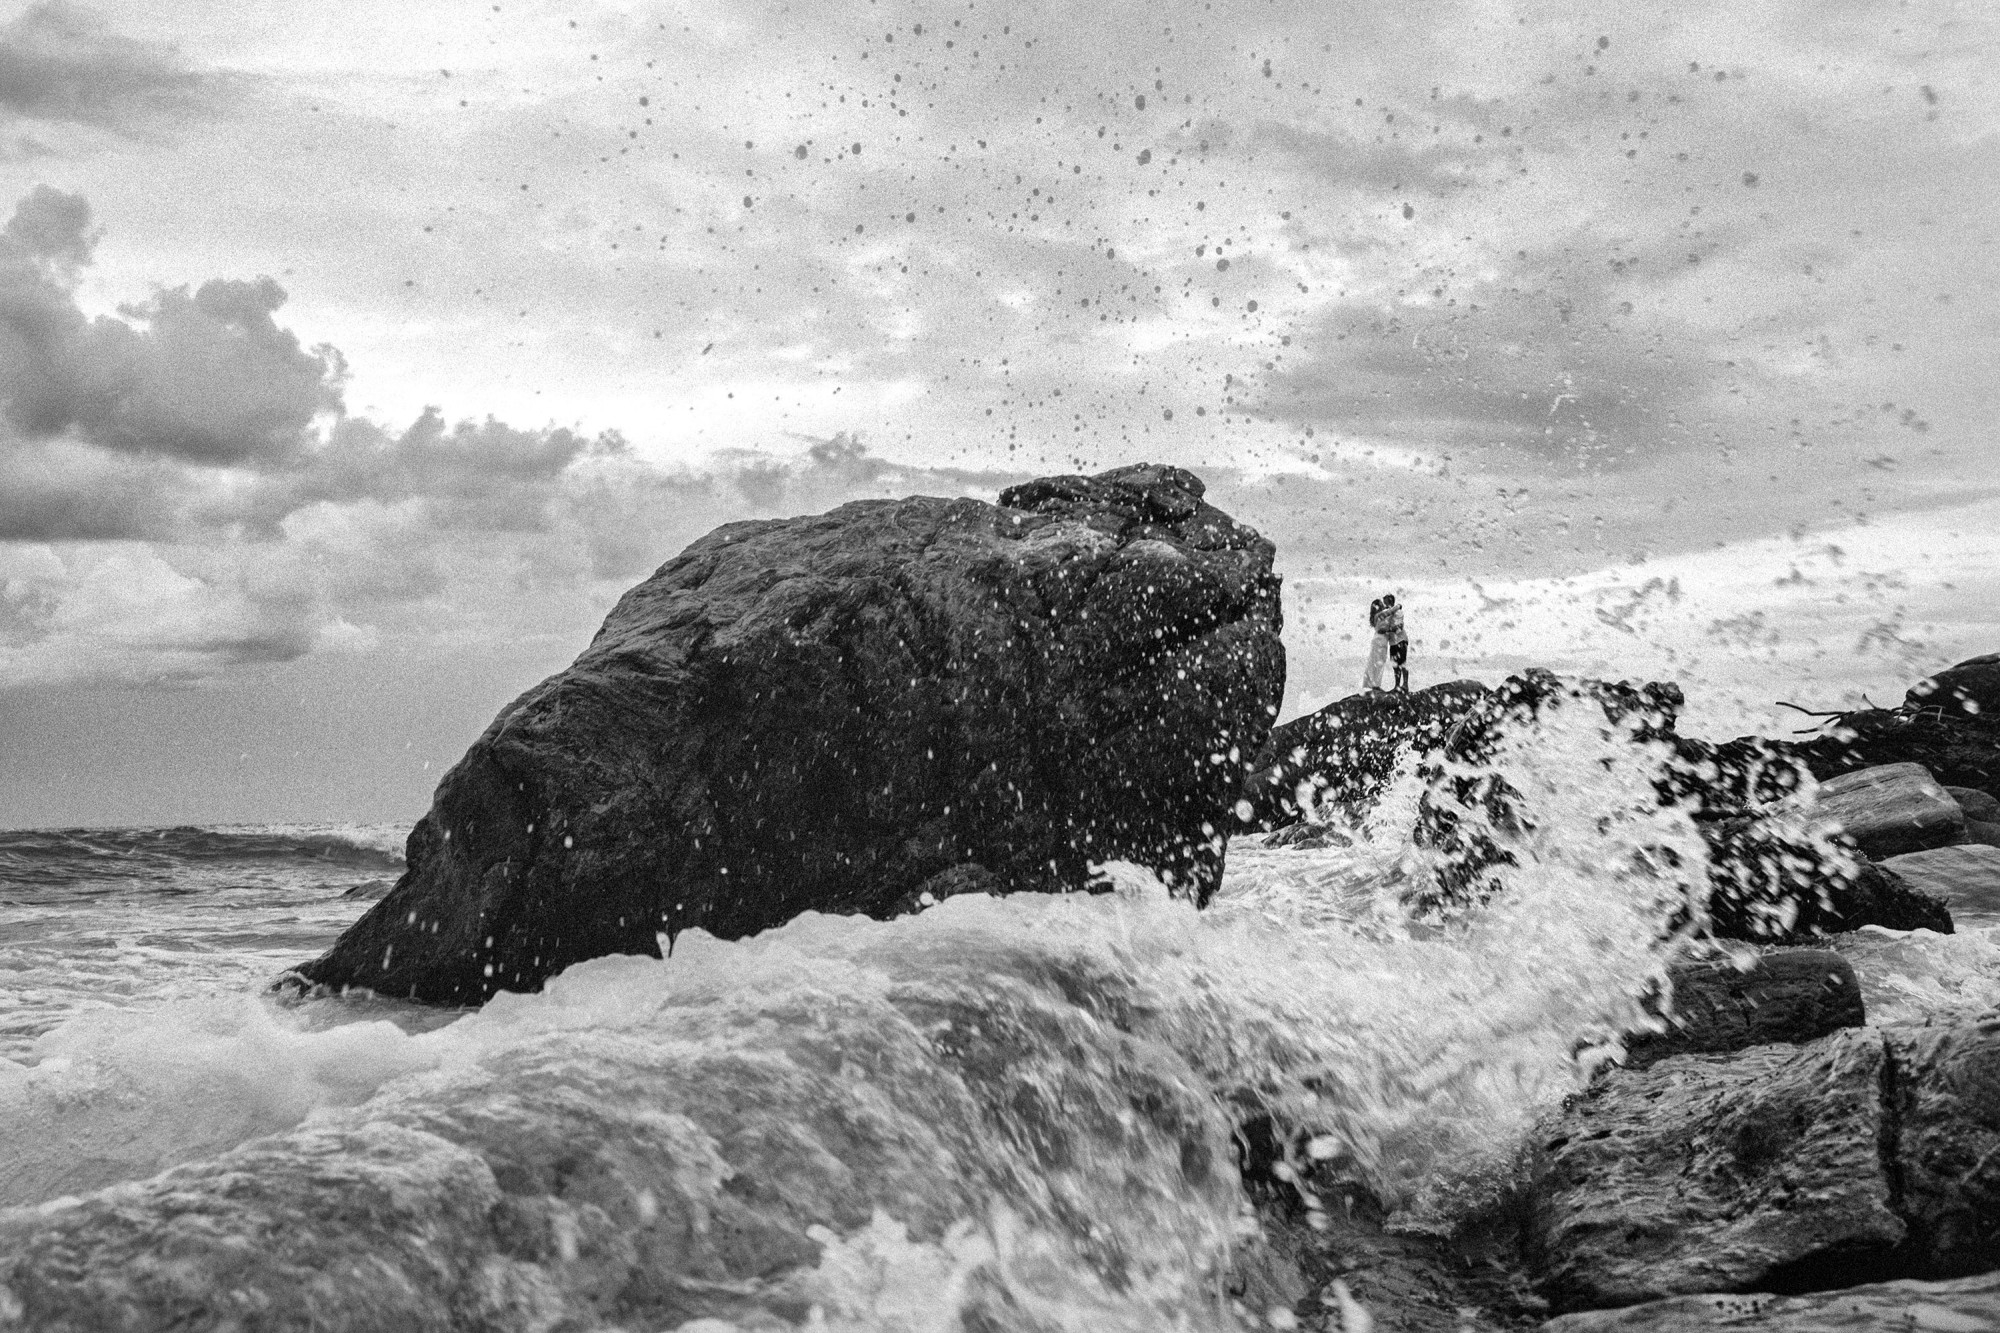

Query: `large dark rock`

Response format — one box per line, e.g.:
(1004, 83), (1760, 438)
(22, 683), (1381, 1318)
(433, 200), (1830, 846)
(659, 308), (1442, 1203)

(1908, 652), (2000, 720)
(1531, 1020), (2000, 1314)
(1240, 680), (1490, 830)
(1529, 1029), (1906, 1312)
(1620, 951), (1865, 1071)
(295, 464), (1284, 1002)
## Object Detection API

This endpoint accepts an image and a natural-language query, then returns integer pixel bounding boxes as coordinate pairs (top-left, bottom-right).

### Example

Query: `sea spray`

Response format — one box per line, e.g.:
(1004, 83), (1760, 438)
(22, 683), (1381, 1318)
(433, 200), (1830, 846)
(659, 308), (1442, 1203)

(0, 705), (1824, 1330)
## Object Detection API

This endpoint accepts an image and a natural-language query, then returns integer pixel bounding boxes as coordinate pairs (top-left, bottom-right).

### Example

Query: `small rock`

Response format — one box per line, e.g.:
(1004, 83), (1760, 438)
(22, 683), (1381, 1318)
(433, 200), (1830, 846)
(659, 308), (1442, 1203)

(1805, 762), (1967, 859)
(1880, 845), (2000, 922)
(1620, 951), (1864, 1070)
(1538, 1270), (2000, 1330)
(1529, 1028), (1904, 1312)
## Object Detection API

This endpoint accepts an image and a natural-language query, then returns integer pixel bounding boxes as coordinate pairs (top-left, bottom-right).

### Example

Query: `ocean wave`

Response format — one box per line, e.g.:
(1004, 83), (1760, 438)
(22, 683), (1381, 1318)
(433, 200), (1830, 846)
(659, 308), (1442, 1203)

(0, 823), (407, 888)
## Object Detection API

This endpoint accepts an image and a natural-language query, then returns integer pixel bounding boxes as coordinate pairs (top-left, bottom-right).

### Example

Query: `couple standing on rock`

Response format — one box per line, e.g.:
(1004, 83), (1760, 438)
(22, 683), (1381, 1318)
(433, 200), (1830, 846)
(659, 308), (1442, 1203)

(1363, 594), (1410, 693)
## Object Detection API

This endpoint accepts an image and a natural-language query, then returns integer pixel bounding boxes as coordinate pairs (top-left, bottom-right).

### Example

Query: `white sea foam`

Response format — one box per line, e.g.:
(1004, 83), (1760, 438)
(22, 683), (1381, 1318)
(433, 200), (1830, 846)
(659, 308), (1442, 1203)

(0, 698), (1756, 1329)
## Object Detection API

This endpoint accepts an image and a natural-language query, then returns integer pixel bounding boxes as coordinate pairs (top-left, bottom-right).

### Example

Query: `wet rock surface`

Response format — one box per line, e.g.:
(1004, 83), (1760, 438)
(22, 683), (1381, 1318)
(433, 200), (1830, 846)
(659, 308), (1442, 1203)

(1620, 951), (1865, 1071)
(296, 464), (1284, 1002)
(1538, 1270), (2000, 1330)
(1802, 763), (1967, 860)
(1528, 1017), (2000, 1316)
(1529, 1028), (1905, 1312)
(1880, 845), (2000, 922)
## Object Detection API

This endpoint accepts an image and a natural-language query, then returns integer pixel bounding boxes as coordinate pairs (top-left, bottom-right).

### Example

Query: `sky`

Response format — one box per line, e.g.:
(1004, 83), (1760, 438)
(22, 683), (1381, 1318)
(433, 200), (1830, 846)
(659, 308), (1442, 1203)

(0, 0), (1995, 827)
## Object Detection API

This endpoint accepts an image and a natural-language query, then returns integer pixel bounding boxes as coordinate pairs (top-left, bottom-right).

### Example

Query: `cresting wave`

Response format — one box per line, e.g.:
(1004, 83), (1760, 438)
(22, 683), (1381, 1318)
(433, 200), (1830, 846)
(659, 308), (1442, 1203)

(0, 705), (1814, 1330)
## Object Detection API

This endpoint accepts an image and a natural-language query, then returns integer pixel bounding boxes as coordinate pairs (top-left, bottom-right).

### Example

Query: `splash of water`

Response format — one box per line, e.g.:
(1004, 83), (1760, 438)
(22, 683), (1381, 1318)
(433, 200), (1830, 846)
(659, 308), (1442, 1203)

(0, 701), (1730, 1329)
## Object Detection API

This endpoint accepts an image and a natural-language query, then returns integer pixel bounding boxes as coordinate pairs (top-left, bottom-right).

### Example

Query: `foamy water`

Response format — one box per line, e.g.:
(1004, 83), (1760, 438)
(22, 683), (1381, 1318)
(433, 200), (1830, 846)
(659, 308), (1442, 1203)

(3, 712), (1997, 1330)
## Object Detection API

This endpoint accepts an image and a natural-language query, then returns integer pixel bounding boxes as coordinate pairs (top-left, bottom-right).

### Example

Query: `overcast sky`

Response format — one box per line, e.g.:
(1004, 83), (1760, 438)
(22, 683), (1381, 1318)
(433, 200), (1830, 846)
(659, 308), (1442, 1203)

(1, 0), (1995, 827)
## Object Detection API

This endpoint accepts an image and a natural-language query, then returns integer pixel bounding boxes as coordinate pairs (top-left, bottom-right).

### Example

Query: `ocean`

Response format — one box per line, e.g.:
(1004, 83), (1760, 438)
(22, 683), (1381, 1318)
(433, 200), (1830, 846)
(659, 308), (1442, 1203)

(4, 712), (1998, 1331)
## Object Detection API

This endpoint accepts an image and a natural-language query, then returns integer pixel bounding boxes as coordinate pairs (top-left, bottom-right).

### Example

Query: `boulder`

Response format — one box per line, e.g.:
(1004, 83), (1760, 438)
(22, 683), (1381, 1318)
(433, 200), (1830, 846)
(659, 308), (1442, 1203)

(1882, 1022), (2000, 1277)
(1533, 1020), (2000, 1314)
(1880, 845), (2000, 921)
(1803, 762), (1967, 859)
(1908, 652), (2000, 719)
(1240, 680), (1490, 830)
(1529, 1029), (1906, 1312)
(1620, 951), (1864, 1071)
(295, 464), (1284, 1002)
(1539, 1271), (2000, 1331)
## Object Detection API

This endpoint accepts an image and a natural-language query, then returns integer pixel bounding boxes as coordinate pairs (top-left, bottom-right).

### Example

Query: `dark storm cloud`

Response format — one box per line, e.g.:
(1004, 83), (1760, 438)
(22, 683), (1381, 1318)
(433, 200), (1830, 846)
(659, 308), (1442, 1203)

(0, 2), (228, 134)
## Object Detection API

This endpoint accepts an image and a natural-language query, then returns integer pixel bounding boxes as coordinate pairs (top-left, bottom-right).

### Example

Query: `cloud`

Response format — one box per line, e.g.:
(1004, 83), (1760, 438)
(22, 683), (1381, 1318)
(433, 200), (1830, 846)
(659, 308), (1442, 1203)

(0, 189), (344, 469)
(0, 186), (1046, 686)
(1258, 231), (1729, 464)
(0, 2), (227, 135)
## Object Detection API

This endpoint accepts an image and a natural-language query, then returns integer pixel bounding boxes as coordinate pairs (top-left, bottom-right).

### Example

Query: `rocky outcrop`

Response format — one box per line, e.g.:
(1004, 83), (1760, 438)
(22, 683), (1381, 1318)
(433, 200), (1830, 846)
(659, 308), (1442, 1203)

(1880, 845), (2000, 921)
(1529, 1029), (1904, 1312)
(1539, 1271), (2000, 1331)
(1802, 762), (1967, 859)
(1620, 951), (1864, 1071)
(1530, 1020), (2000, 1314)
(1240, 680), (1489, 830)
(295, 464), (1284, 1002)
(1908, 653), (2000, 720)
